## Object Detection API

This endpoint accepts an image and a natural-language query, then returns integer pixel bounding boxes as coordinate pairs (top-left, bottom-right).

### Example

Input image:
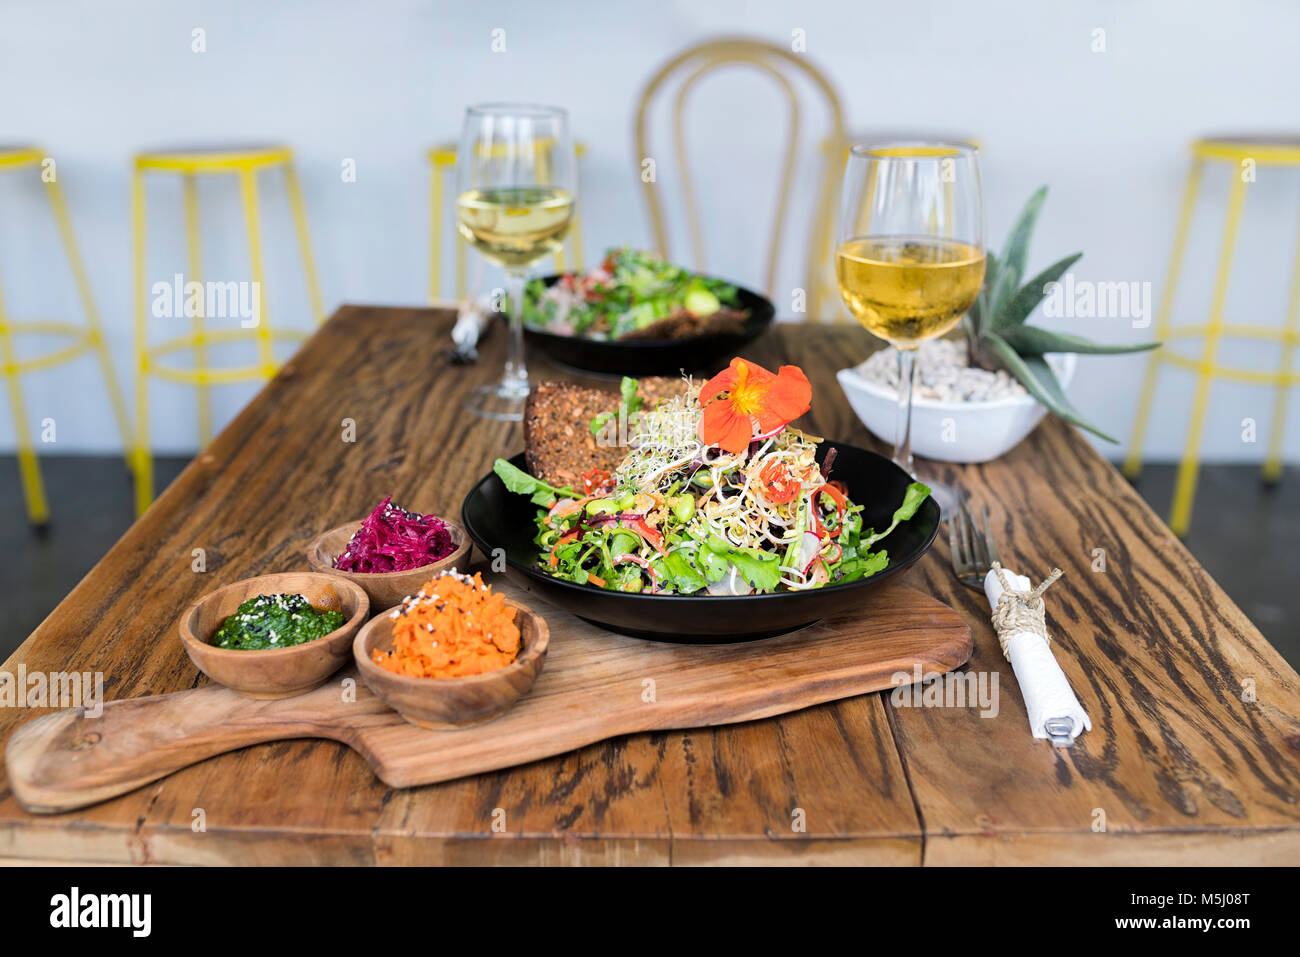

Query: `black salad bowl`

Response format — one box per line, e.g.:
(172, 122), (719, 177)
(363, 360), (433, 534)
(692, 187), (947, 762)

(460, 443), (941, 643)
(514, 275), (775, 377)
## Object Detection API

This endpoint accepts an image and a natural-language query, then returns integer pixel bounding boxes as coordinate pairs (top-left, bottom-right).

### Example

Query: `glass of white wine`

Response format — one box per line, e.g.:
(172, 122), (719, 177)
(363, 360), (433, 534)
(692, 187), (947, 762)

(835, 142), (985, 512)
(456, 103), (576, 420)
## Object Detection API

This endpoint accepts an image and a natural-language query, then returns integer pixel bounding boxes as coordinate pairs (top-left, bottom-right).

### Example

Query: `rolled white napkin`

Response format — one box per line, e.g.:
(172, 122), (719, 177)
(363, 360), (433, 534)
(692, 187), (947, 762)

(984, 566), (1091, 746)
(450, 295), (495, 360)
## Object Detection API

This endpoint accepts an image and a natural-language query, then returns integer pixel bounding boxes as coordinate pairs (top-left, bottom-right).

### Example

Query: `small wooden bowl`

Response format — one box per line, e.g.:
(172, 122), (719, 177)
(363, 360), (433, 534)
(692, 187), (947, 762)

(180, 573), (370, 699)
(353, 598), (549, 729)
(305, 518), (472, 609)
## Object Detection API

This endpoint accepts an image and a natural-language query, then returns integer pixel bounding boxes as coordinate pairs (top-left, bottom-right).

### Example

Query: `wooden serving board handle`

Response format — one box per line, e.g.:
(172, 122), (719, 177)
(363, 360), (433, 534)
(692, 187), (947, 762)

(3, 681), (374, 814)
(6, 583), (972, 815)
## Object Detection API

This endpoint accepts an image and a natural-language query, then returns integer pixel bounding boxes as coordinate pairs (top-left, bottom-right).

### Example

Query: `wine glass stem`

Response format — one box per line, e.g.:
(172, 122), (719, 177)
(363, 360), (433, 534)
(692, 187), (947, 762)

(502, 269), (529, 395)
(893, 346), (917, 476)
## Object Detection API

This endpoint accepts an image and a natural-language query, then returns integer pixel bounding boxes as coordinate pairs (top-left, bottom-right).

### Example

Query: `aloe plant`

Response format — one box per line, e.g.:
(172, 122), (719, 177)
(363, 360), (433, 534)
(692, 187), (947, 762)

(965, 186), (1159, 442)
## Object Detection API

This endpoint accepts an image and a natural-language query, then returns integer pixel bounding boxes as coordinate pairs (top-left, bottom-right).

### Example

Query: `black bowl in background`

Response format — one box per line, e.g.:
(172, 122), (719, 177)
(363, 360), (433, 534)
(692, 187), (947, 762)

(513, 275), (775, 377)
(460, 443), (939, 643)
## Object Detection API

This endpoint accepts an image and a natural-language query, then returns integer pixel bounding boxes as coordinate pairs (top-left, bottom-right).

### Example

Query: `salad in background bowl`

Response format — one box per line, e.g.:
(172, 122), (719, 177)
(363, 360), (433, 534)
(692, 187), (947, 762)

(510, 248), (775, 377)
(521, 248), (749, 341)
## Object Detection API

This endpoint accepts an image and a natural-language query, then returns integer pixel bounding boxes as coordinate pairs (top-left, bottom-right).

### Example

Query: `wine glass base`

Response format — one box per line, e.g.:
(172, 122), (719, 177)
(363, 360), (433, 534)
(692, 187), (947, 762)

(924, 480), (961, 521)
(463, 382), (529, 422)
(893, 457), (960, 520)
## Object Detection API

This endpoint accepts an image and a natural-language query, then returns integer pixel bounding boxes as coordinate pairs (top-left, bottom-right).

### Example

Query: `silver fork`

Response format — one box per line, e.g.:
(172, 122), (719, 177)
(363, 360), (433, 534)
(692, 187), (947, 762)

(946, 490), (999, 589)
(945, 490), (1076, 747)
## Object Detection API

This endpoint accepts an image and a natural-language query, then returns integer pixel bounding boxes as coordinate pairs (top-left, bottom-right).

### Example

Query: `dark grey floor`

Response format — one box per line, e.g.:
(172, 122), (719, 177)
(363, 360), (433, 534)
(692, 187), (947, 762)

(0, 456), (1296, 668)
(1, 455), (187, 657)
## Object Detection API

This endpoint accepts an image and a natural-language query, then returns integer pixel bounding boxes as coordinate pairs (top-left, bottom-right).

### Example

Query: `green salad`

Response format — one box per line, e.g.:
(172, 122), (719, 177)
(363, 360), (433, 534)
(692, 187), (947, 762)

(519, 247), (747, 340)
(494, 366), (930, 596)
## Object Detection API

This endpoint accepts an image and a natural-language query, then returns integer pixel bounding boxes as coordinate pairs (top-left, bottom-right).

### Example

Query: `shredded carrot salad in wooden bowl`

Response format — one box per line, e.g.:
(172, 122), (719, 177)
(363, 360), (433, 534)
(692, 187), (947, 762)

(371, 571), (521, 679)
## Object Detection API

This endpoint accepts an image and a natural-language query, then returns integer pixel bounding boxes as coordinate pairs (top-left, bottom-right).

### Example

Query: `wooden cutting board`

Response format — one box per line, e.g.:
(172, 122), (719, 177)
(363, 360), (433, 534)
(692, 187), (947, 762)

(5, 580), (971, 815)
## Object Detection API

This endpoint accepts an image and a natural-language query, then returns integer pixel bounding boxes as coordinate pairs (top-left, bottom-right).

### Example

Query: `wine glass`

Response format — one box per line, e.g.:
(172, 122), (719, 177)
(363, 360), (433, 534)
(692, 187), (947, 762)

(835, 142), (985, 514)
(456, 103), (576, 421)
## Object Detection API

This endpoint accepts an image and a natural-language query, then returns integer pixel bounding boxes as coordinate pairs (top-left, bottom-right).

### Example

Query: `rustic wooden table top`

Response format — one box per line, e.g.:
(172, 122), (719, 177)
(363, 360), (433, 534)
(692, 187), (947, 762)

(1, 306), (1297, 866)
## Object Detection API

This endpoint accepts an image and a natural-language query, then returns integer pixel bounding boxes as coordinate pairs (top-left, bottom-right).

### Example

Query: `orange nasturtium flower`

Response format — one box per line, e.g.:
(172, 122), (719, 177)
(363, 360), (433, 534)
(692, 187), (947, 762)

(698, 358), (812, 453)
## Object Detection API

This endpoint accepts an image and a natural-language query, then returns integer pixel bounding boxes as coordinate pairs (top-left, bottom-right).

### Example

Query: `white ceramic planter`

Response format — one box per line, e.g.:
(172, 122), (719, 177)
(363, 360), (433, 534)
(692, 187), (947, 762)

(836, 352), (1077, 464)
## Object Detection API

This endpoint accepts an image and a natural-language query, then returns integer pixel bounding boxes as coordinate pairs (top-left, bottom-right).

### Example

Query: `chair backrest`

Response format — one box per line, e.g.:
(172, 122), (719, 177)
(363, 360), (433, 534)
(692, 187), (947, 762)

(634, 36), (846, 318)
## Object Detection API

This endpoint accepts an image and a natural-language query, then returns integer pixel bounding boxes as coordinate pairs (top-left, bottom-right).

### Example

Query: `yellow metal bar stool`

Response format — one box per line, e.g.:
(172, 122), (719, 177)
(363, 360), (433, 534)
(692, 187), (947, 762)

(428, 141), (587, 302)
(131, 145), (324, 515)
(0, 146), (131, 525)
(1124, 136), (1300, 535)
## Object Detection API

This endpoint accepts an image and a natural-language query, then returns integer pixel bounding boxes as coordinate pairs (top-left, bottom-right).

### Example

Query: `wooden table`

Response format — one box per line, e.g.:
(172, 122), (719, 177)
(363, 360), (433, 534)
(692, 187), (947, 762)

(2, 306), (1298, 866)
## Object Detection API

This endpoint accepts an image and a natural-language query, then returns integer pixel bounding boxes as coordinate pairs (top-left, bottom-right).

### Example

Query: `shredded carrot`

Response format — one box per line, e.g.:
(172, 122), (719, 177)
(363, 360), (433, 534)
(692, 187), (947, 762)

(372, 570), (520, 679)
(587, 572), (607, 587)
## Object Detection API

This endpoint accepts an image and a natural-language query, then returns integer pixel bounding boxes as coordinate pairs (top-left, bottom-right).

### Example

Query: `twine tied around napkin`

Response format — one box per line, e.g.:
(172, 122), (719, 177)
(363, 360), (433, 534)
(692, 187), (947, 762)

(982, 561), (1090, 744)
(989, 561), (1063, 660)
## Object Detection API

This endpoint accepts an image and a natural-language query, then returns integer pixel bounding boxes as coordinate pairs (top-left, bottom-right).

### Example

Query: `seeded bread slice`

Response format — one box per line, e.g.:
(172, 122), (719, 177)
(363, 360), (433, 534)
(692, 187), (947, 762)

(635, 374), (691, 409)
(523, 376), (690, 488)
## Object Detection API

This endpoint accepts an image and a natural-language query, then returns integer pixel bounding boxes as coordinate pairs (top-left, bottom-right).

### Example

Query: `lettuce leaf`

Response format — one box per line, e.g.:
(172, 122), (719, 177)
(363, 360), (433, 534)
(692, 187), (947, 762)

(834, 548), (890, 583)
(728, 548), (782, 591)
(493, 458), (575, 507)
(659, 551), (708, 594)
(859, 482), (931, 552)
(698, 534), (781, 592)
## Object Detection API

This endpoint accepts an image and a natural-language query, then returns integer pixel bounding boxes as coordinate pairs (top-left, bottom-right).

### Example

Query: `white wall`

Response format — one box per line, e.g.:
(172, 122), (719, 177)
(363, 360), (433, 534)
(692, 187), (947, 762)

(1, 0), (1298, 461)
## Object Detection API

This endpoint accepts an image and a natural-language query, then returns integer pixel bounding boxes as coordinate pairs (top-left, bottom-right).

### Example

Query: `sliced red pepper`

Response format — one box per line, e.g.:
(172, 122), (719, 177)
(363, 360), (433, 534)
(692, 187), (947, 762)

(758, 460), (801, 504)
(814, 483), (847, 538)
(580, 467), (612, 495)
(819, 483), (847, 512)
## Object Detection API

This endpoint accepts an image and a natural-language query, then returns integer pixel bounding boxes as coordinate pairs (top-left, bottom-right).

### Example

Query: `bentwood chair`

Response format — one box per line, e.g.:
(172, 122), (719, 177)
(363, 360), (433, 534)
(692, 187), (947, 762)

(131, 145), (324, 515)
(634, 36), (847, 320)
(428, 141), (588, 302)
(1124, 136), (1300, 535)
(0, 146), (131, 525)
